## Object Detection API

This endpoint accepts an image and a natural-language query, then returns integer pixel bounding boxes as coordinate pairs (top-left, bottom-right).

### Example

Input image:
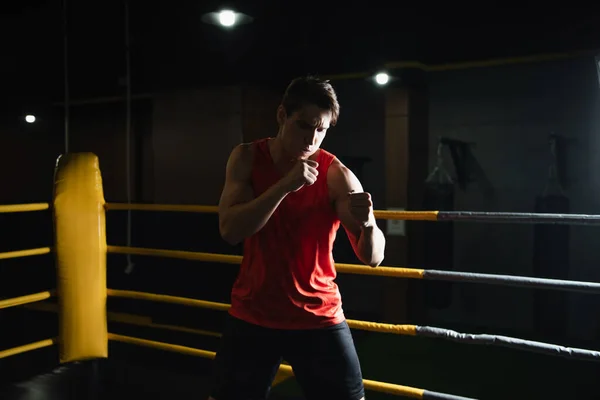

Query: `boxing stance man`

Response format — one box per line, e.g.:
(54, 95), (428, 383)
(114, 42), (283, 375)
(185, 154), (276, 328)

(209, 76), (386, 400)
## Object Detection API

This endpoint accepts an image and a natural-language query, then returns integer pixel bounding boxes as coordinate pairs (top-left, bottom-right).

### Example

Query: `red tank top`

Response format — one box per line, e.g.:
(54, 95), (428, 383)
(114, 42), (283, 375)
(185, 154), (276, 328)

(229, 138), (345, 329)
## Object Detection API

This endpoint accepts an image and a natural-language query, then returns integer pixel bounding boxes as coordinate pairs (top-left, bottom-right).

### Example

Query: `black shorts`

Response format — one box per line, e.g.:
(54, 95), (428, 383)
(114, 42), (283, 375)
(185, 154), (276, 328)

(209, 314), (365, 400)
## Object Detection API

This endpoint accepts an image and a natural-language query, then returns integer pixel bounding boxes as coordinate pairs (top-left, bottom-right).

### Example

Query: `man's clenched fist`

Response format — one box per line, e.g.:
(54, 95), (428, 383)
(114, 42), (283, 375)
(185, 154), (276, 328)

(348, 191), (373, 227)
(282, 160), (319, 193)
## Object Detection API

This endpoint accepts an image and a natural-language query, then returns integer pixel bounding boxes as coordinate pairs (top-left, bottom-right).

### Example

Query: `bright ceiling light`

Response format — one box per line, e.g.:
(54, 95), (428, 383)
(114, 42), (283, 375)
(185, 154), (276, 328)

(201, 9), (253, 28)
(218, 10), (236, 27)
(374, 72), (390, 85)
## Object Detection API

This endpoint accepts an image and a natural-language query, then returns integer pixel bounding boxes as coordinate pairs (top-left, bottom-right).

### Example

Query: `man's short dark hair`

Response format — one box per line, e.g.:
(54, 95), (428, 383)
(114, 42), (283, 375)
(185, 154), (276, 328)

(281, 76), (340, 126)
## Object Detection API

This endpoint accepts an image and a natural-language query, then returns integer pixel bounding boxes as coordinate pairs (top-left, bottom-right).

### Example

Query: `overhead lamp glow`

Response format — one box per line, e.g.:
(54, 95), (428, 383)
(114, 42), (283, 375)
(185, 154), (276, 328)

(374, 72), (390, 85)
(218, 10), (236, 27)
(25, 114), (36, 123)
(201, 9), (253, 28)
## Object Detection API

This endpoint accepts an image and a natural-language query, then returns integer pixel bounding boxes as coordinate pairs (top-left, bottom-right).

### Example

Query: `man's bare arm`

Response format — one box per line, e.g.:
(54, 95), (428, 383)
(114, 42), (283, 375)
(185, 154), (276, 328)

(218, 144), (291, 245)
(329, 160), (386, 267)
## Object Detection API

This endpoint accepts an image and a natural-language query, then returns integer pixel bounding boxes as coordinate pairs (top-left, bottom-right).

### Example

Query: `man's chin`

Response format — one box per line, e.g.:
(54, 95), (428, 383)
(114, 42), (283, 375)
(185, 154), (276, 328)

(298, 150), (317, 160)
(288, 152), (307, 161)
(286, 148), (316, 161)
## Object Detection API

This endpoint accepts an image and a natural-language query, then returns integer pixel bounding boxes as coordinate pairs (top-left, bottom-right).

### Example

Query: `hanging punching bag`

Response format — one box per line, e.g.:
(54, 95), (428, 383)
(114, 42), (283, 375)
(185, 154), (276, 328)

(422, 143), (455, 309)
(533, 135), (570, 342)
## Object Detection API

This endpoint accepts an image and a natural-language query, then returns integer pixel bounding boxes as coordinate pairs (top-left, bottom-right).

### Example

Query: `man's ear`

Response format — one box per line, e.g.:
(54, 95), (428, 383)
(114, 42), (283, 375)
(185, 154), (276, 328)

(276, 105), (286, 126)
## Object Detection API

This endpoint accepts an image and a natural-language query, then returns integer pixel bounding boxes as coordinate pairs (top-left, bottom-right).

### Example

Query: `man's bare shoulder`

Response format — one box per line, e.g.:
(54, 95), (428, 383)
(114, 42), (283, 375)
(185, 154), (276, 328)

(228, 142), (256, 169)
(327, 158), (363, 197)
(327, 158), (352, 184)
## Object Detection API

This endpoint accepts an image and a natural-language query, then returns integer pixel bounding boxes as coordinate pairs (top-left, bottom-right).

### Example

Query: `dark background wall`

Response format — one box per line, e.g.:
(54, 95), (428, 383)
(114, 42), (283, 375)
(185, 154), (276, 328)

(426, 56), (600, 342)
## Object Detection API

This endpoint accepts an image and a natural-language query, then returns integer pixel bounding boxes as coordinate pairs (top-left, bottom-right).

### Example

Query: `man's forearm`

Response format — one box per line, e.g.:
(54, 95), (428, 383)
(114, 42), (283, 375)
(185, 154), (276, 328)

(220, 182), (290, 245)
(357, 223), (386, 267)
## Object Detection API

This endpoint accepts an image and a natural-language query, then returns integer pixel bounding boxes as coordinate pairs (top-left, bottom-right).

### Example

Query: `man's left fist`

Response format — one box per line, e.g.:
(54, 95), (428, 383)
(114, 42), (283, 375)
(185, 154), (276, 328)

(348, 191), (373, 228)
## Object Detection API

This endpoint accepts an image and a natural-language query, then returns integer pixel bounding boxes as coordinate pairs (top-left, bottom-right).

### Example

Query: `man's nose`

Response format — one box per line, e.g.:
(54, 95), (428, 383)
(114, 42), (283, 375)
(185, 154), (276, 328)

(304, 130), (317, 145)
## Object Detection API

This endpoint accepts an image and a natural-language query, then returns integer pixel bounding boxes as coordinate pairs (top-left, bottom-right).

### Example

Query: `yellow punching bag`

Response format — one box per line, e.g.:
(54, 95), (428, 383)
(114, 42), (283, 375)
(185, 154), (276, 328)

(53, 153), (108, 363)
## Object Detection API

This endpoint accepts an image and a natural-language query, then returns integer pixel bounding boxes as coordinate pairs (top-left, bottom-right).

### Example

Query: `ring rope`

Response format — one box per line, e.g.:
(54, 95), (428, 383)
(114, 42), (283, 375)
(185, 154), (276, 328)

(105, 202), (600, 225)
(0, 247), (52, 260)
(416, 326), (600, 362)
(5, 201), (600, 226)
(106, 289), (600, 363)
(107, 246), (600, 295)
(0, 203), (50, 213)
(107, 288), (230, 311)
(0, 338), (56, 359)
(436, 210), (600, 225)
(105, 203), (219, 213)
(0, 290), (54, 309)
(422, 269), (600, 294)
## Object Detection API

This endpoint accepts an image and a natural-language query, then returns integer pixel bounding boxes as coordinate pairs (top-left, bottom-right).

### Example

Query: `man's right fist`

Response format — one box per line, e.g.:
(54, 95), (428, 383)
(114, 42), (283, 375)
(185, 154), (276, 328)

(283, 160), (319, 192)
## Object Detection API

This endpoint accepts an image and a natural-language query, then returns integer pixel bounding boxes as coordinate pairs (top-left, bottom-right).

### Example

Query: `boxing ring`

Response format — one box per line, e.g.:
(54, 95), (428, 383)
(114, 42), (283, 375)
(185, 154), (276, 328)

(1, 152), (600, 400)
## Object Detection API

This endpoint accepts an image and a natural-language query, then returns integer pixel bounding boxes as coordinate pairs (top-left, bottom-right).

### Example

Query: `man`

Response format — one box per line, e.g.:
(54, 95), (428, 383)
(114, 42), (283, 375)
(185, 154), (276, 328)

(210, 76), (386, 400)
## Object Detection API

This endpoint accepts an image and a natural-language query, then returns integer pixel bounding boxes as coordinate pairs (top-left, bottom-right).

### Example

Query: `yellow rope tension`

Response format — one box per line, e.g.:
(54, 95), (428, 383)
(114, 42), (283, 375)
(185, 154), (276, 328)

(363, 379), (424, 398)
(346, 319), (417, 336)
(0, 291), (54, 309)
(107, 289), (231, 312)
(105, 202), (439, 222)
(0, 247), (52, 260)
(106, 246), (426, 279)
(0, 203), (50, 213)
(105, 203), (218, 213)
(106, 290), (419, 337)
(107, 333), (425, 398)
(0, 338), (57, 359)
(107, 246), (243, 264)
(373, 210), (438, 221)
(109, 333), (218, 359)
(334, 263), (425, 279)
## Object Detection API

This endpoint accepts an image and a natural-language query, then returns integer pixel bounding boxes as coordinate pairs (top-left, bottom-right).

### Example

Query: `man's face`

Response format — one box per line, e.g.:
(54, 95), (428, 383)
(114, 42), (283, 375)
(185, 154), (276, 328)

(277, 104), (332, 160)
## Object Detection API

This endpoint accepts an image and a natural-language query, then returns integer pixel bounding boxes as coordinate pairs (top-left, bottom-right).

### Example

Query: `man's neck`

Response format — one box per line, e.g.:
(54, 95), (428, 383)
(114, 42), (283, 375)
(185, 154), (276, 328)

(269, 135), (319, 168)
(269, 136), (295, 174)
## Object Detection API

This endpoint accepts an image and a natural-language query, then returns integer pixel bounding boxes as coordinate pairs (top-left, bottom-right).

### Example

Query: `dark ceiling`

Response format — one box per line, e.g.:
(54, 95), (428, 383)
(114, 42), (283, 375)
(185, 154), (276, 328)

(1, 1), (599, 105)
